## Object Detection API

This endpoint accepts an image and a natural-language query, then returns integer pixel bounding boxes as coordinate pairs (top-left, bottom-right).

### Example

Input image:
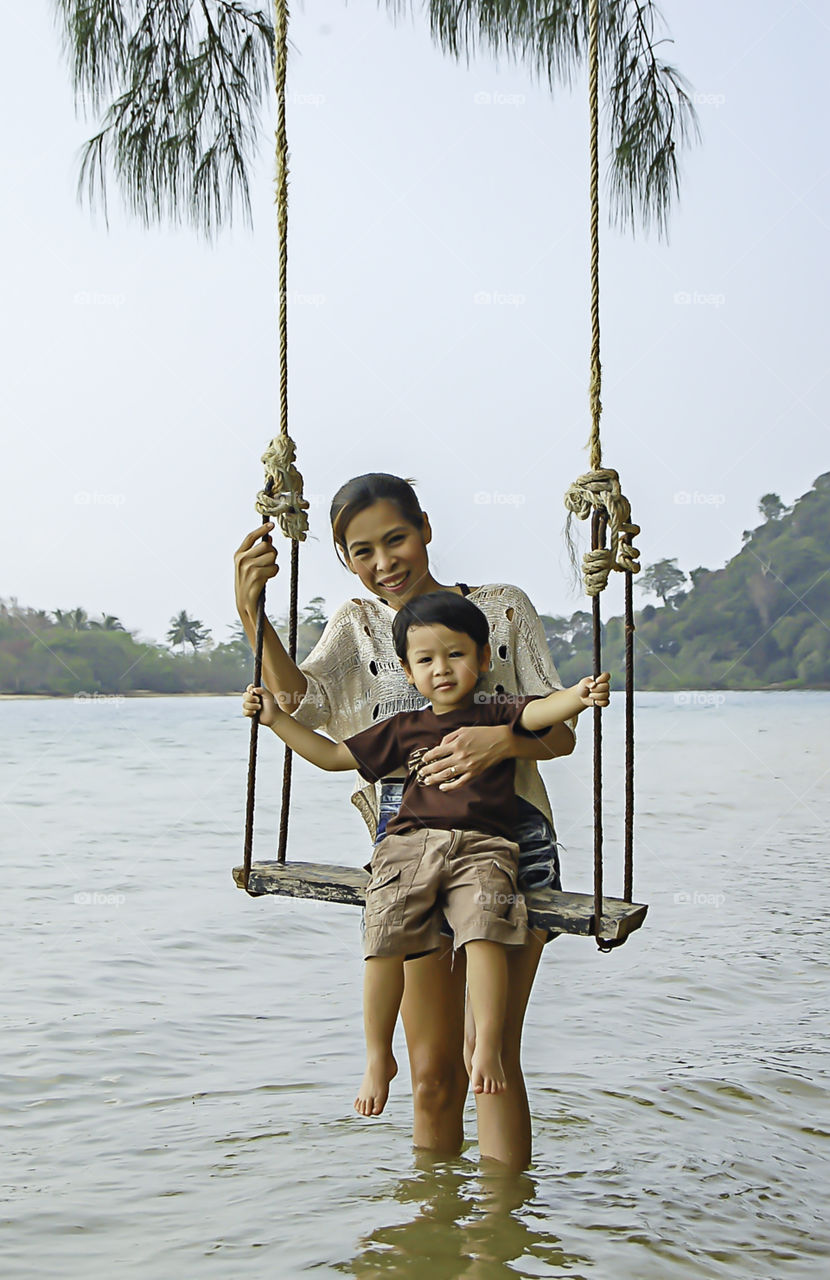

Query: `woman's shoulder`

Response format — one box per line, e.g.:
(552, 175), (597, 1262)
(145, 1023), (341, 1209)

(325, 595), (392, 629)
(469, 582), (540, 618)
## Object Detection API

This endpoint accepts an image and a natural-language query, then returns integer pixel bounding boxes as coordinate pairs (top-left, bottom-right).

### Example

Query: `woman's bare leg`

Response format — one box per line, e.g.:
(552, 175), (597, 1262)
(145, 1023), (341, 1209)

(400, 943), (469, 1154)
(470, 929), (547, 1171)
(357, 956), (403, 1117)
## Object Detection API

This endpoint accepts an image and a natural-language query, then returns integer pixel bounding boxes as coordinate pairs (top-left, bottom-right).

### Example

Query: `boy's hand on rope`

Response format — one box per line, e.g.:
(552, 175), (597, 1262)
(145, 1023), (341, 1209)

(575, 672), (611, 709)
(234, 523), (278, 617)
(243, 684), (283, 728)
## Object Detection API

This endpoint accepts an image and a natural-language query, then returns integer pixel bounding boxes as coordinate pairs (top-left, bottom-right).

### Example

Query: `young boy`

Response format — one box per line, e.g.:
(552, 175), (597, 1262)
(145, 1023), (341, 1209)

(242, 592), (609, 1118)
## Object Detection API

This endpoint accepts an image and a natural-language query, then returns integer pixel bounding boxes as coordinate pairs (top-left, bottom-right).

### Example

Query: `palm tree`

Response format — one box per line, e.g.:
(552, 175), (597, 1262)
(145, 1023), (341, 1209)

(167, 610), (211, 653)
(53, 607), (89, 630)
(89, 613), (126, 630)
(54, 1), (697, 237)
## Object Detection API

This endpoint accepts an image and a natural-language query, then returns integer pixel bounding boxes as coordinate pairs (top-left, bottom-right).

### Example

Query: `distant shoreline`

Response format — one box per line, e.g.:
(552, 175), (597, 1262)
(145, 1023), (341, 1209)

(2, 688), (827, 701)
(0, 691), (244, 700)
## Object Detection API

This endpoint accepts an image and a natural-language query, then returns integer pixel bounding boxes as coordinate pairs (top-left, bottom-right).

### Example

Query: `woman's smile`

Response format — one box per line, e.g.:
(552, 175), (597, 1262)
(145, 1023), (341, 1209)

(343, 499), (442, 606)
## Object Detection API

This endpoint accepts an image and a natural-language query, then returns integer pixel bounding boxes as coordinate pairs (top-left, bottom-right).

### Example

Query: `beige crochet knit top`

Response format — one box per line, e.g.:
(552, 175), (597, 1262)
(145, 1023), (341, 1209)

(293, 583), (574, 839)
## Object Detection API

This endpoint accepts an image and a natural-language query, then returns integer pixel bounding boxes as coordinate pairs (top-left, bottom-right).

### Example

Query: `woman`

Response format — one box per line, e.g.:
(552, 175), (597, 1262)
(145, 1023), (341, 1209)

(234, 474), (576, 1170)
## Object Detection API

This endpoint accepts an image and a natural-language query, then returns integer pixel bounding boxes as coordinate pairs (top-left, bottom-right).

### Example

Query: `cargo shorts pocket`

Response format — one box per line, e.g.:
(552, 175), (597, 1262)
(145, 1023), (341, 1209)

(365, 866), (402, 918)
(474, 859), (523, 922)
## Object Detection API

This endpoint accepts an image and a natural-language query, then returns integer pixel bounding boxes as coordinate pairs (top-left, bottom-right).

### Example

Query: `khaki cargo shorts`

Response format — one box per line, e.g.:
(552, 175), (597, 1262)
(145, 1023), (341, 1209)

(363, 827), (529, 959)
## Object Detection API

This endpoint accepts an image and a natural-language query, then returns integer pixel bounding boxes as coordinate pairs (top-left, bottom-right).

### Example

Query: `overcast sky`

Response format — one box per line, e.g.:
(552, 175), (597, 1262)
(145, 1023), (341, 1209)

(2, 1), (828, 644)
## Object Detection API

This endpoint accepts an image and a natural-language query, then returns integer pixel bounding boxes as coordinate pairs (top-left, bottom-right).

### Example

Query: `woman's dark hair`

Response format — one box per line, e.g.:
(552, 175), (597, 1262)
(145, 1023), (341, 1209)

(392, 591), (490, 662)
(330, 473), (425, 566)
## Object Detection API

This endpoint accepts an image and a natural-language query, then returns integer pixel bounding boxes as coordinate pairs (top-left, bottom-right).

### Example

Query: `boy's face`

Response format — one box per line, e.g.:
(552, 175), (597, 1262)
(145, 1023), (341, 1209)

(401, 624), (491, 712)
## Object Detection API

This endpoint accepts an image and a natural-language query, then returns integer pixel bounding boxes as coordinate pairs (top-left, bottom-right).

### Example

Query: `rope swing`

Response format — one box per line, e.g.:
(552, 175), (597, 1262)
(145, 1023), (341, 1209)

(563, 0), (642, 949)
(242, 0), (308, 889)
(235, 0), (647, 948)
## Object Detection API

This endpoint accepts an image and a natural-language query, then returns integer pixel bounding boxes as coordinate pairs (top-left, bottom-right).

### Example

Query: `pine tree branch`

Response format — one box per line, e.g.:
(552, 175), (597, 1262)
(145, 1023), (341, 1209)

(55, 1), (696, 237)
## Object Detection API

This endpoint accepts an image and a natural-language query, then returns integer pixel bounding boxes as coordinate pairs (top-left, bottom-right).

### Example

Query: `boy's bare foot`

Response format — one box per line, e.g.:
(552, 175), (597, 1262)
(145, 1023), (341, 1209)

(470, 1043), (507, 1095)
(355, 1052), (398, 1117)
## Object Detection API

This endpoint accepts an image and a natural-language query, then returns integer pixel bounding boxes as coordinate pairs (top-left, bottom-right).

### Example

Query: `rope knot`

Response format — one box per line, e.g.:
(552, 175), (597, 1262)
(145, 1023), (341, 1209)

(564, 468), (640, 596)
(255, 432), (309, 541)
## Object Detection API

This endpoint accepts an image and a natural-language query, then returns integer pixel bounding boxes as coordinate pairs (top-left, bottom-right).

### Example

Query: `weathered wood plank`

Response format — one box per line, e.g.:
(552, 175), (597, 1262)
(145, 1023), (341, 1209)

(233, 861), (647, 945)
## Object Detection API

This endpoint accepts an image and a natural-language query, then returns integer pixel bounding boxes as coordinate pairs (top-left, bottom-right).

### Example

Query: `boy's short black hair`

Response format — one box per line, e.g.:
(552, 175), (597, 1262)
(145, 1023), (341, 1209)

(392, 591), (490, 662)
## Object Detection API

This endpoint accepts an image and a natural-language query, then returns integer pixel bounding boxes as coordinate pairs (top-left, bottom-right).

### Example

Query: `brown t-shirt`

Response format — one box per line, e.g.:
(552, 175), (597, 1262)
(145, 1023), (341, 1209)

(344, 695), (540, 840)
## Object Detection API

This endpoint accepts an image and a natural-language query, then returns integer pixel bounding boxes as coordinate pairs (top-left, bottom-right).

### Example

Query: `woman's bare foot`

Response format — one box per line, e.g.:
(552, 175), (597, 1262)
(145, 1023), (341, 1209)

(470, 1043), (507, 1095)
(355, 1052), (398, 1116)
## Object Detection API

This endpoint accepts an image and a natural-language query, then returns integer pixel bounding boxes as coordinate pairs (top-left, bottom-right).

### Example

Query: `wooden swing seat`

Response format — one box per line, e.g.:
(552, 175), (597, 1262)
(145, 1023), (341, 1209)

(232, 860), (647, 946)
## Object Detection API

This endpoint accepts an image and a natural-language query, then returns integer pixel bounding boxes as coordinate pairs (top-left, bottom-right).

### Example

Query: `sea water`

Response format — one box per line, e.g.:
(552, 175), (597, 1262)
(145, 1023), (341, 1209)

(1, 693), (828, 1278)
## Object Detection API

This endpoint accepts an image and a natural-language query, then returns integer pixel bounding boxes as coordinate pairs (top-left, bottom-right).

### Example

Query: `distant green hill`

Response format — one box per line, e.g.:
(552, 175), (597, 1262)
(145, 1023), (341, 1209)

(546, 472), (830, 690)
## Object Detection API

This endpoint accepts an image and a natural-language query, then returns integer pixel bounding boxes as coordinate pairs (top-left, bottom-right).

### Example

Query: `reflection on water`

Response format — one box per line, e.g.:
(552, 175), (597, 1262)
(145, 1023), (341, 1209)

(2, 694), (829, 1278)
(337, 1160), (587, 1280)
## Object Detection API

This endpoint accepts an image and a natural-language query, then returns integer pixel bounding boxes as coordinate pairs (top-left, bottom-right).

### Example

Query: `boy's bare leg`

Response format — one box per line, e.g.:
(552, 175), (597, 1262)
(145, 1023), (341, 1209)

(464, 940), (508, 1095)
(357, 955), (403, 1117)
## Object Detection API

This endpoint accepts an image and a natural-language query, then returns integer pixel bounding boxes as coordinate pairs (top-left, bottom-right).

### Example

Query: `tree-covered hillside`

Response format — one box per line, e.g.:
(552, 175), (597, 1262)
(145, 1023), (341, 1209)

(546, 473), (830, 690)
(3, 476), (828, 694)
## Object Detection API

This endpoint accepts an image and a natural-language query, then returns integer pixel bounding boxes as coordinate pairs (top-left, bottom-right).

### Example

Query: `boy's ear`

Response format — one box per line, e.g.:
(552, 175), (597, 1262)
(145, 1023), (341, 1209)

(420, 512), (433, 547)
(400, 659), (415, 686)
(479, 642), (492, 673)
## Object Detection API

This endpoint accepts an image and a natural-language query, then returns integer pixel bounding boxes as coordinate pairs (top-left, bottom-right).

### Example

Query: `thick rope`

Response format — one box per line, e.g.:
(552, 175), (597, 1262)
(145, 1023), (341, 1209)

(588, 0), (602, 474)
(243, 0), (307, 886)
(243, 477), (275, 890)
(563, 0), (640, 947)
(591, 510), (606, 944)
(564, 468), (640, 594)
(624, 560), (635, 903)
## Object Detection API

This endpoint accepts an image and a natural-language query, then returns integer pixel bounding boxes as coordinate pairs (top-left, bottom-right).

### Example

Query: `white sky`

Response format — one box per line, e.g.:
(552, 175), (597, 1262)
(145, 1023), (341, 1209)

(2, 1), (828, 644)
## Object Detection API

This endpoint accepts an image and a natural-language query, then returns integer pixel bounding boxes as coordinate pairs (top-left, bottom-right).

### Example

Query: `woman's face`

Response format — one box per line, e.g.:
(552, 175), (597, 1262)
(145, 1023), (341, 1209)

(342, 499), (433, 608)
